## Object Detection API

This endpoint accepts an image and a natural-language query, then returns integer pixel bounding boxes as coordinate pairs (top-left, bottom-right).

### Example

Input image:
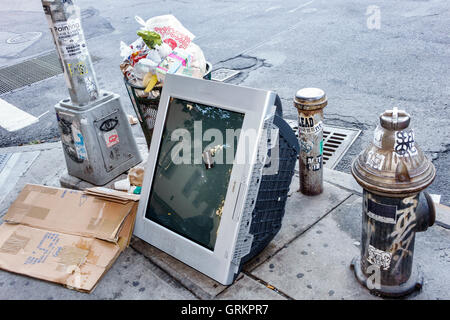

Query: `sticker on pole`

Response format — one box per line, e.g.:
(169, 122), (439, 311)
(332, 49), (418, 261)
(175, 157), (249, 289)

(53, 18), (88, 59)
(72, 125), (88, 161)
(104, 129), (120, 148)
(367, 245), (392, 270)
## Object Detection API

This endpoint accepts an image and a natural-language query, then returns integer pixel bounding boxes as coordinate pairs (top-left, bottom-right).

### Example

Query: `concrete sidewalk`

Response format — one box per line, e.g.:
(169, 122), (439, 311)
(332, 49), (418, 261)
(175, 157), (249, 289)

(0, 141), (449, 300)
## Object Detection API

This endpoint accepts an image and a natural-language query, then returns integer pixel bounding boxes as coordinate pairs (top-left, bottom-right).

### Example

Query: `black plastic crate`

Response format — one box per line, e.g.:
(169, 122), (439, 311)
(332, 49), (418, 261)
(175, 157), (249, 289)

(240, 108), (300, 265)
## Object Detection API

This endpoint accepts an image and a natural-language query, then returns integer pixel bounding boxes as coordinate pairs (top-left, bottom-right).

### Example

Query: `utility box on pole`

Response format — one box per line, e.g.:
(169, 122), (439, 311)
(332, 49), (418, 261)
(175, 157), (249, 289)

(42, 0), (142, 185)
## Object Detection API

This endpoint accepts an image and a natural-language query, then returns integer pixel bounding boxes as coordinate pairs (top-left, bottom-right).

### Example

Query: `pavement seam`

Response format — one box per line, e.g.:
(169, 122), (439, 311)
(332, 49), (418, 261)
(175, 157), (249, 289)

(241, 193), (354, 300)
(247, 193), (354, 273)
(241, 272), (294, 300)
(324, 179), (362, 196)
(0, 142), (61, 154)
(435, 221), (450, 230)
(128, 244), (205, 300)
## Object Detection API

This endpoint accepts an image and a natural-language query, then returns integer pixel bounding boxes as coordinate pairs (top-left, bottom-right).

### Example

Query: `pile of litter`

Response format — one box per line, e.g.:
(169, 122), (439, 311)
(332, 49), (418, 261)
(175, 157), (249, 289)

(120, 15), (207, 98)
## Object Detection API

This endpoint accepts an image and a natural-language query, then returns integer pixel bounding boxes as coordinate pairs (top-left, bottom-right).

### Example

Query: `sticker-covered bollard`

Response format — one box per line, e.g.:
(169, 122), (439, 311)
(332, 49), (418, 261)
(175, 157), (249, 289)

(351, 108), (436, 298)
(42, 0), (142, 185)
(294, 88), (327, 195)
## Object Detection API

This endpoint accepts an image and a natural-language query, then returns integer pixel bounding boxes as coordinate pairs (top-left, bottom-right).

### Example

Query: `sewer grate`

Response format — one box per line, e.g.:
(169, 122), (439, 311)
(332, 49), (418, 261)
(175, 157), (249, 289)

(285, 119), (361, 169)
(0, 51), (101, 95)
(0, 153), (12, 174)
(211, 68), (241, 82)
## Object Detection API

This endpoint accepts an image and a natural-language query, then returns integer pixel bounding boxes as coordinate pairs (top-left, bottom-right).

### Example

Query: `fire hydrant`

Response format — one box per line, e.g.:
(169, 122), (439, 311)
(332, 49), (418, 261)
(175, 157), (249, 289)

(350, 107), (436, 298)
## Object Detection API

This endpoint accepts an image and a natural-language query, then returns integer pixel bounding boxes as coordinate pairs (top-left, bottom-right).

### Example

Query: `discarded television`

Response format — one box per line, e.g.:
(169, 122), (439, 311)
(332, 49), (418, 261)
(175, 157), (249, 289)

(134, 74), (299, 285)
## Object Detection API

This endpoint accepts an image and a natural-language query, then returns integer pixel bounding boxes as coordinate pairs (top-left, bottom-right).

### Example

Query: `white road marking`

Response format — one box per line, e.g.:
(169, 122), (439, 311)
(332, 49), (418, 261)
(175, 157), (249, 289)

(37, 110), (50, 119)
(429, 194), (441, 204)
(289, 0), (315, 13)
(265, 6), (281, 12)
(0, 98), (38, 132)
(0, 151), (40, 211)
(235, 1), (315, 56)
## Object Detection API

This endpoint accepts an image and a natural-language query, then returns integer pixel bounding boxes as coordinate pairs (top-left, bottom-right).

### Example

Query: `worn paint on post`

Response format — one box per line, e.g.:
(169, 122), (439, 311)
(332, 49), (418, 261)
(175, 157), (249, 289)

(361, 191), (418, 286)
(352, 108), (436, 297)
(294, 88), (327, 196)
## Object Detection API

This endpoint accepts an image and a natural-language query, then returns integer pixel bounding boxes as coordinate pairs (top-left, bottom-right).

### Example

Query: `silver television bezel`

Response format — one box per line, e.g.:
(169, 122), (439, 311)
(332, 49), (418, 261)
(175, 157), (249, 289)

(133, 74), (276, 285)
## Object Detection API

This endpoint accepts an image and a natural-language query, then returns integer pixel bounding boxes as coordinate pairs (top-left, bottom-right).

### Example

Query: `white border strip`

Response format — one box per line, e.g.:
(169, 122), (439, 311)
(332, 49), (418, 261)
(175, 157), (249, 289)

(0, 98), (38, 132)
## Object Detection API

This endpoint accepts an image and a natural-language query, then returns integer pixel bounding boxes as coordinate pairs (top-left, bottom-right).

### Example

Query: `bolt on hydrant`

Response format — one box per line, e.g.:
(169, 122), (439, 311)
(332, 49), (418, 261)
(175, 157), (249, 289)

(294, 88), (327, 195)
(350, 107), (436, 298)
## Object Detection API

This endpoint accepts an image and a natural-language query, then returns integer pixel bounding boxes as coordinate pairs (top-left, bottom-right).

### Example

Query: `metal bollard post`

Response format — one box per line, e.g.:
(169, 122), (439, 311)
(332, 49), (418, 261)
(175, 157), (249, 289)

(42, 0), (99, 106)
(41, 0), (142, 185)
(294, 88), (327, 195)
(351, 108), (436, 297)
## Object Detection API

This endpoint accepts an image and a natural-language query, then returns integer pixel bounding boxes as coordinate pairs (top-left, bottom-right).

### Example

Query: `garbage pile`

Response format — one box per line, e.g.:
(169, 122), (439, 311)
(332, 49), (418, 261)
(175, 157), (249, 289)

(120, 15), (207, 99)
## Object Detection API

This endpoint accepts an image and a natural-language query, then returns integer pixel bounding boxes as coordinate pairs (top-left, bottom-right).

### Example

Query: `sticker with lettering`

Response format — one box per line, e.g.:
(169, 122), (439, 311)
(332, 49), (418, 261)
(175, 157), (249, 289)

(104, 129), (120, 148)
(72, 125), (88, 161)
(306, 155), (322, 171)
(367, 245), (392, 270)
(394, 129), (417, 157)
(53, 18), (88, 59)
(298, 116), (323, 135)
(365, 150), (385, 171)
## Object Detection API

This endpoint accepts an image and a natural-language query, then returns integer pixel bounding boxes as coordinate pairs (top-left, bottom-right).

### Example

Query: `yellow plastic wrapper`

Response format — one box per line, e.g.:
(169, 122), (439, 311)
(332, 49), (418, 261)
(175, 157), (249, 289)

(144, 74), (158, 93)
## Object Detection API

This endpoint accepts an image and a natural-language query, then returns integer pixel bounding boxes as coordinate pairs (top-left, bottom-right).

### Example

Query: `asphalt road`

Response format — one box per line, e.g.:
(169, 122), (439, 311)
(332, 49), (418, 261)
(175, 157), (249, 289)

(0, 0), (449, 204)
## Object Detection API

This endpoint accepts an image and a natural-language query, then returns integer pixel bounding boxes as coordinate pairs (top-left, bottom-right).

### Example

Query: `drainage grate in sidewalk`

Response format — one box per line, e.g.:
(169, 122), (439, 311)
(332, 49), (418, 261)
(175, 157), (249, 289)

(286, 119), (361, 169)
(211, 68), (241, 82)
(0, 153), (12, 174)
(0, 51), (101, 95)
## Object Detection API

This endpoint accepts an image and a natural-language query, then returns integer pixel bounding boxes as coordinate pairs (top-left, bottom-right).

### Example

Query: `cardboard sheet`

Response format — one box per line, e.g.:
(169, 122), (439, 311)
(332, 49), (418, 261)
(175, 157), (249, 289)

(4, 184), (135, 243)
(0, 184), (139, 293)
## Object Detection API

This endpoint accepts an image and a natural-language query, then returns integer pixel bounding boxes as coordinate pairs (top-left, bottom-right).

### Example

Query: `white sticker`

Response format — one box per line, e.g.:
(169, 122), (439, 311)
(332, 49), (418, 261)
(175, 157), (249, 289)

(104, 129), (120, 148)
(394, 129), (418, 157)
(365, 150), (385, 170)
(71, 125), (88, 160)
(367, 245), (392, 270)
(373, 128), (383, 148)
(298, 118), (323, 135)
(53, 18), (87, 59)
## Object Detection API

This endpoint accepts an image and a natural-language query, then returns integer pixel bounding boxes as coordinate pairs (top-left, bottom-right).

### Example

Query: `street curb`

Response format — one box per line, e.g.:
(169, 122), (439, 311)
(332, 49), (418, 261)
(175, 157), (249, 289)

(0, 136), (147, 154)
(0, 141), (61, 154)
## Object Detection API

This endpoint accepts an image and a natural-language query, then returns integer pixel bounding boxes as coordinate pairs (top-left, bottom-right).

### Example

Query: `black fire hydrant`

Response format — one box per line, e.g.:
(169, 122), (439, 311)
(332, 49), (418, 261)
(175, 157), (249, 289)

(350, 108), (436, 298)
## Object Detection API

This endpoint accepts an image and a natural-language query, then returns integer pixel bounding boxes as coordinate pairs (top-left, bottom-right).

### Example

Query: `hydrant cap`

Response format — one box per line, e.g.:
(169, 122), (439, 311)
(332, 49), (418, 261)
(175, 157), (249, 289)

(294, 88), (327, 111)
(351, 107), (436, 197)
(380, 108), (410, 131)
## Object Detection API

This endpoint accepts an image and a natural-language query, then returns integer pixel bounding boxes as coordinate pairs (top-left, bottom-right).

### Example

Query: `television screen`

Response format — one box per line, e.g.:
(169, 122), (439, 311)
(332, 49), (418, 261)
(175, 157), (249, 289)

(145, 97), (245, 250)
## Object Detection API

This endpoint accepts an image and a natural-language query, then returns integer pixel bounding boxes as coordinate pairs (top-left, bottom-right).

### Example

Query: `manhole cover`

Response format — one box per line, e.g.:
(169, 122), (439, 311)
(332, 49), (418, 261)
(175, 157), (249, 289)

(6, 32), (42, 44)
(0, 153), (11, 174)
(211, 68), (241, 82)
(286, 119), (361, 169)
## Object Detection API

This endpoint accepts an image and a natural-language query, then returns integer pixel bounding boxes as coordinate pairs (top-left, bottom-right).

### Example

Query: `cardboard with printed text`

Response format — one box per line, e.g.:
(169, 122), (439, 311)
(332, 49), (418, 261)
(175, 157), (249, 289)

(0, 184), (138, 293)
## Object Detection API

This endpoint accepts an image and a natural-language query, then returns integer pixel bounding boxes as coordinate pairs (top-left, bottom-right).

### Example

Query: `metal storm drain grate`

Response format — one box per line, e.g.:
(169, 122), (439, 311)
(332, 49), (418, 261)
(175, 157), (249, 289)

(285, 119), (361, 169)
(0, 51), (101, 95)
(211, 68), (241, 82)
(0, 153), (12, 174)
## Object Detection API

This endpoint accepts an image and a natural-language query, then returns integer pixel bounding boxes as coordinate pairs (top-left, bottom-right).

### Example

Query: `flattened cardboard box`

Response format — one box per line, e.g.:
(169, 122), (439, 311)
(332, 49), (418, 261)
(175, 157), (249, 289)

(0, 184), (138, 293)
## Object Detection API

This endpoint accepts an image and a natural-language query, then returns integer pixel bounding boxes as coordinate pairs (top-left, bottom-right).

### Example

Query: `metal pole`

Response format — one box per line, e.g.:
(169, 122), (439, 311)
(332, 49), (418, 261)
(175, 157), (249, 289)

(42, 0), (99, 106)
(294, 88), (327, 196)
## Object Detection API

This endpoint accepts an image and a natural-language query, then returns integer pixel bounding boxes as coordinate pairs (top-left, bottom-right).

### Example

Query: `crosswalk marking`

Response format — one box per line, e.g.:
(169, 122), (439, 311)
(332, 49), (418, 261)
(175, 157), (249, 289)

(0, 98), (38, 132)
